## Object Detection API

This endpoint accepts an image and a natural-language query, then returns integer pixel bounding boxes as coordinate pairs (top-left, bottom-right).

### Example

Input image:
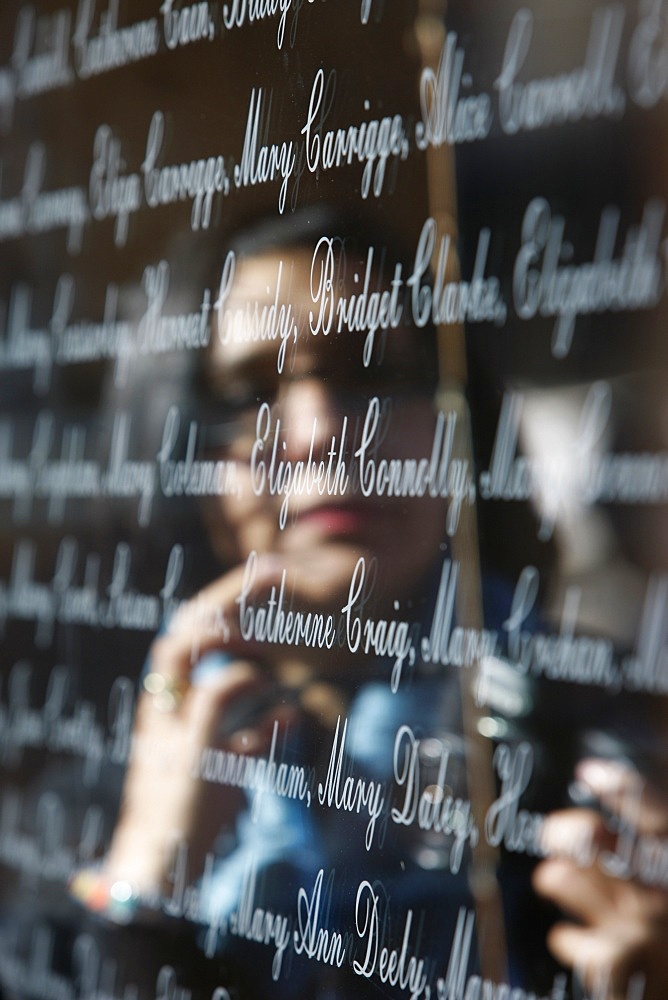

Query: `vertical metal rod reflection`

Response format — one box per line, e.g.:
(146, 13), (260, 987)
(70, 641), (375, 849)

(413, 0), (510, 984)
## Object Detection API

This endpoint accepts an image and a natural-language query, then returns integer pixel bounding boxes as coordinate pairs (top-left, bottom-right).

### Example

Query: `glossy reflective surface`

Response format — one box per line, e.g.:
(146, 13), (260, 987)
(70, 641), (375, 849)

(1, 3), (667, 998)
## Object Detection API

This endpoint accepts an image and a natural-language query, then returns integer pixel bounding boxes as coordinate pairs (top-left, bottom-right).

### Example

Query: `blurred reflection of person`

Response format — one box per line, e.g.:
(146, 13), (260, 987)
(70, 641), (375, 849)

(70, 213), (668, 1000)
(75, 212), (468, 999)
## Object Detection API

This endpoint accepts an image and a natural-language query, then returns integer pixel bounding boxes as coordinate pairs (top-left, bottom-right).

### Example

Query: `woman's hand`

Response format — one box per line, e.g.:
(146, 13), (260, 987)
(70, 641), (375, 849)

(101, 553), (307, 899)
(103, 659), (281, 898)
(533, 759), (668, 1000)
(86, 547), (355, 909)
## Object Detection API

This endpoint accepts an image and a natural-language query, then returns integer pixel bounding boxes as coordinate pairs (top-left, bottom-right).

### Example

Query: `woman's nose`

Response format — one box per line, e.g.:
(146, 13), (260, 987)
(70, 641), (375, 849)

(279, 378), (339, 462)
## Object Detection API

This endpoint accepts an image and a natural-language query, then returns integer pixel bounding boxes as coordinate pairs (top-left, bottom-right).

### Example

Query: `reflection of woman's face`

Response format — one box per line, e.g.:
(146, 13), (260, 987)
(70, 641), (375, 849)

(202, 247), (448, 610)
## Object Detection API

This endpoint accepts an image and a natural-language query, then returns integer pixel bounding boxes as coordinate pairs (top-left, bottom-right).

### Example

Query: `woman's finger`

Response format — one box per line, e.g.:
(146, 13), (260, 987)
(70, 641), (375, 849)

(533, 855), (619, 924)
(577, 758), (668, 837)
(546, 921), (645, 1000)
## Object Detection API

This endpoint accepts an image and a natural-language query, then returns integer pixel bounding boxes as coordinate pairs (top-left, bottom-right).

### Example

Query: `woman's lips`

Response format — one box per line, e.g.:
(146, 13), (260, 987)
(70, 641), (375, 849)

(289, 500), (388, 534)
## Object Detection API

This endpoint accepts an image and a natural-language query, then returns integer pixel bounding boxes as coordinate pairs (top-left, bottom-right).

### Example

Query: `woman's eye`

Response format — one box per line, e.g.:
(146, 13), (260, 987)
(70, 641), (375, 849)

(211, 378), (280, 415)
(222, 388), (259, 412)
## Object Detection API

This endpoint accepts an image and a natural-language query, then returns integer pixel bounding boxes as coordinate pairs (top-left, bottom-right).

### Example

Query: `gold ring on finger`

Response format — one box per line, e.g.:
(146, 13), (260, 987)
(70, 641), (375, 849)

(142, 672), (186, 713)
